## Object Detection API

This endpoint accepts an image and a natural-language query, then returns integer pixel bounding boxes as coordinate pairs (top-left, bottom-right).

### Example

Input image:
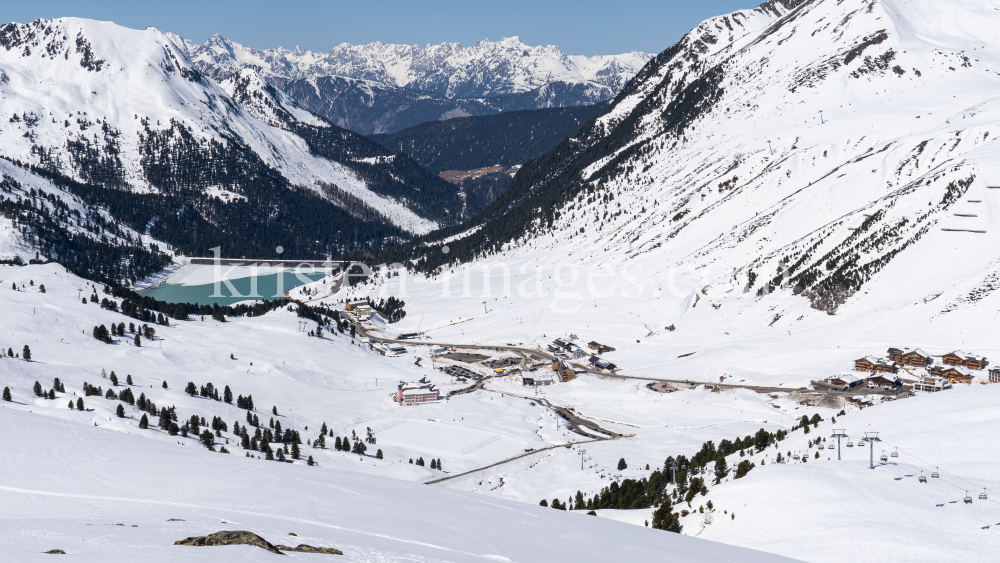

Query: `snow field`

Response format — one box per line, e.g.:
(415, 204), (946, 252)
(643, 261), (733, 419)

(0, 407), (797, 563)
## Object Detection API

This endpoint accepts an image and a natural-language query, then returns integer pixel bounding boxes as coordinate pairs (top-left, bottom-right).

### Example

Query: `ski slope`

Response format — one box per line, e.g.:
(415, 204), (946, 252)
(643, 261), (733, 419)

(0, 406), (797, 563)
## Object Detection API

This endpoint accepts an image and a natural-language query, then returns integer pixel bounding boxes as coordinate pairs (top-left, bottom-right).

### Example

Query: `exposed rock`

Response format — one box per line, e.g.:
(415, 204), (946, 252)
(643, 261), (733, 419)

(174, 531), (283, 554)
(275, 544), (344, 555)
(44, 549), (66, 554)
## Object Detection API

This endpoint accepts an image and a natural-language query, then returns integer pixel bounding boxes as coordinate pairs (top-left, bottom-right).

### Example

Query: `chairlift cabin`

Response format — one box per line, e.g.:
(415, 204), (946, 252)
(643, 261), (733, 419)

(919, 472), (927, 483)
(847, 441), (854, 448)
(980, 489), (988, 500)
(964, 492), (973, 504)
(828, 444), (835, 450)
(932, 467), (940, 479)
(880, 453), (889, 462)
(891, 448), (899, 458)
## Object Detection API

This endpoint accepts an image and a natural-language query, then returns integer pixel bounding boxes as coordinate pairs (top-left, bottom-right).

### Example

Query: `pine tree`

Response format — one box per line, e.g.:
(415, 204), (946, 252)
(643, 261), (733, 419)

(126, 374), (133, 385)
(162, 380), (168, 389)
(320, 422), (328, 435)
(22, 345), (31, 361)
(437, 458), (442, 471)
(539, 499), (548, 507)
(291, 441), (300, 460)
(200, 430), (214, 450)
(2, 387), (11, 401)
(617, 458), (628, 471)
(68, 400), (74, 409)
(110, 372), (118, 386)
(134, 334), (141, 347)
(376, 449), (383, 459)
(416, 457), (424, 466)
(272, 405), (278, 415)
(32, 381), (42, 396)
(307, 455), (315, 466)
(76, 397), (85, 411)
(430, 459), (437, 469)
(7, 347), (12, 357)
(242, 434), (251, 449)
(139, 414), (149, 429)
(47, 389), (55, 400)
(223, 385), (232, 404)
(185, 382), (196, 396)
(334, 436), (342, 450)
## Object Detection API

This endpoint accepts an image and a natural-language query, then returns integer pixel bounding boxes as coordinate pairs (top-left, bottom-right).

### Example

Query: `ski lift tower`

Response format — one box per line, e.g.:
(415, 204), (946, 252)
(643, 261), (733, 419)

(831, 429), (848, 461)
(864, 432), (881, 469)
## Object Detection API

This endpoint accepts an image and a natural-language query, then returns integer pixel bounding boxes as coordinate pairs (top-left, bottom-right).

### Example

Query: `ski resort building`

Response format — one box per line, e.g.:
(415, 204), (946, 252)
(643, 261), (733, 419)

(989, 368), (1000, 384)
(588, 356), (616, 371)
(825, 374), (864, 389)
(887, 348), (932, 368)
(587, 341), (616, 354)
(552, 360), (575, 382)
(853, 356), (898, 374)
(941, 351), (987, 370)
(346, 299), (372, 318)
(522, 373), (554, 387)
(929, 365), (974, 384)
(866, 373), (902, 389)
(395, 382), (439, 405)
(914, 376), (953, 393)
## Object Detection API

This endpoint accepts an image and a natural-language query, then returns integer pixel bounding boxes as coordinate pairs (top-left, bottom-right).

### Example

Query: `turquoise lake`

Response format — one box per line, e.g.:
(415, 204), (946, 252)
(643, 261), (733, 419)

(141, 271), (326, 307)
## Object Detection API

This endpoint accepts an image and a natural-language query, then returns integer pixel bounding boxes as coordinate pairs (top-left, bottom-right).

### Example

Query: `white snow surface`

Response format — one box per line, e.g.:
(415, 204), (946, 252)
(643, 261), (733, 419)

(0, 263), (798, 562)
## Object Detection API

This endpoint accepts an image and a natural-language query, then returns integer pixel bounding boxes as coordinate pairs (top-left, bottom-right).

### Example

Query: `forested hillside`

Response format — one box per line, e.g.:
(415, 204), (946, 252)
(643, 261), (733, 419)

(369, 103), (608, 173)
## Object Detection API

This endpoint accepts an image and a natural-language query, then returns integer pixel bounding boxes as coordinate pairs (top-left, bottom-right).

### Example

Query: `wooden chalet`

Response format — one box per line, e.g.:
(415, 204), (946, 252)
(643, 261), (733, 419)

(825, 374), (864, 389)
(552, 360), (576, 382)
(887, 348), (931, 368)
(867, 373), (902, 389)
(853, 356), (898, 374)
(587, 341), (617, 354)
(941, 351), (987, 370)
(929, 365), (974, 384)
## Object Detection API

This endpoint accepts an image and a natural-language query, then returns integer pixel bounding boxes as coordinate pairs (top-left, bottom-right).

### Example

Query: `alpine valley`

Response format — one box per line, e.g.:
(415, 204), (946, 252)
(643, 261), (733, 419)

(3, 1), (1000, 562)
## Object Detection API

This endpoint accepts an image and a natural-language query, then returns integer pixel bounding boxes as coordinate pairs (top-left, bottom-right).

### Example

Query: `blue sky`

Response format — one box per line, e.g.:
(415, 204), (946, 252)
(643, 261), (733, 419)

(6, 0), (758, 56)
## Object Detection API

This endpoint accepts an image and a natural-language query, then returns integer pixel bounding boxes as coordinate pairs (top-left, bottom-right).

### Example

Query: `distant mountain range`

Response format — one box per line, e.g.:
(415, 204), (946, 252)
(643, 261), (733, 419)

(168, 34), (650, 133)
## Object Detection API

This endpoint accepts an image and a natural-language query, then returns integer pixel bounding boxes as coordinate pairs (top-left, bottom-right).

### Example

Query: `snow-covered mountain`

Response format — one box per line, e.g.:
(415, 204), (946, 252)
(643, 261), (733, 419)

(171, 34), (650, 99)
(423, 0), (1000, 322)
(0, 16), (467, 261)
(168, 34), (650, 133)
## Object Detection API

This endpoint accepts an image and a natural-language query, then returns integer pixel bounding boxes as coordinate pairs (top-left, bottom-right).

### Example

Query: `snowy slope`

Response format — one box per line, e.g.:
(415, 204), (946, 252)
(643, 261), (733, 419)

(0, 262), (806, 562)
(396, 0), (1000, 367)
(172, 33), (651, 99)
(0, 406), (799, 562)
(0, 18), (449, 233)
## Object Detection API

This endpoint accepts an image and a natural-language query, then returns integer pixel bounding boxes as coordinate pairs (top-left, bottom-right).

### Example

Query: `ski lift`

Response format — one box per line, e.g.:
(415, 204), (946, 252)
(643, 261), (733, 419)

(859, 438), (866, 445)
(932, 467), (940, 479)
(792, 454), (800, 461)
(964, 491), (973, 504)
(891, 448), (899, 458)
(827, 444), (834, 450)
(918, 472), (927, 483)
(847, 441), (854, 448)
(880, 452), (888, 463)
(980, 489), (988, 500)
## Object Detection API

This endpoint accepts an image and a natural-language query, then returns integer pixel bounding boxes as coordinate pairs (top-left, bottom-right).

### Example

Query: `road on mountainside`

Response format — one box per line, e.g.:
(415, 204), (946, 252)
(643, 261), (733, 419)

(424, 438), (601, 485)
